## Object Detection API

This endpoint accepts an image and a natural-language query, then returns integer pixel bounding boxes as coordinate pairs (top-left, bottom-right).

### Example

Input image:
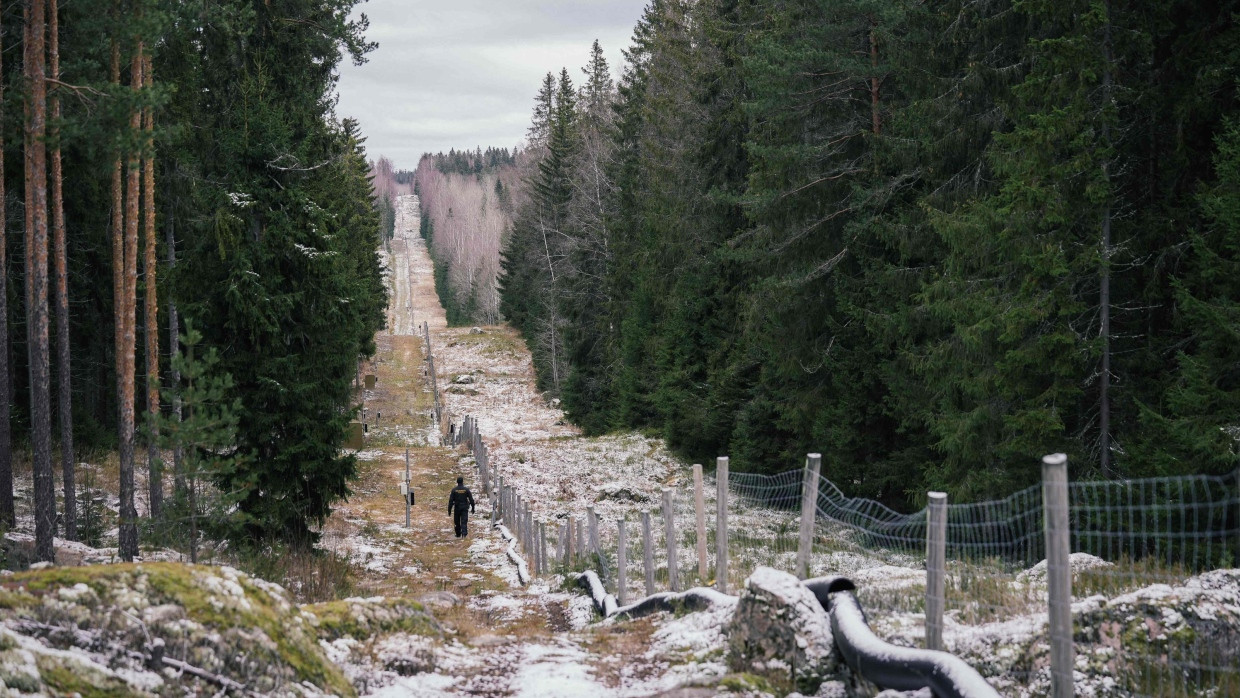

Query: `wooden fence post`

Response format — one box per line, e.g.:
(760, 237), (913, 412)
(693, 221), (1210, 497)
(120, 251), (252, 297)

(663, 488), (680, 592)
(925, 490), (947, 650)
(587, 506), (600, 555)
(641, 511), (655, 596)
(577, 517), (586, 562)
(693, 464), (707, 581)
(617, 519), (628, 606)
(716, 456), (729, 594)
(516, 497), (524, 549)
(566, 516), (575, 564)
(539, 521), (548, 575)
(557, 521), (567, 566)
(796, 453), (822, 579)
(1042, 453), (1073, 698)
(526, 510), (535, 572)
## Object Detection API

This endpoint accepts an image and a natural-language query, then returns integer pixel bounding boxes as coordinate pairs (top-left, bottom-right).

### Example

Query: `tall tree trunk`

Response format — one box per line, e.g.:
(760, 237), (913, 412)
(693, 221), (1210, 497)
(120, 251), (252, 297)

(869, 20), (881, 136)
(49, 0), (75, 541)
(142, 54), (161, 518)
(24, 0), (56, 562)
(116, 41), (142, 562)
(0, 17), (14, 529)
(167, 195), (183, 498)
(1099, 0), (1113, 476)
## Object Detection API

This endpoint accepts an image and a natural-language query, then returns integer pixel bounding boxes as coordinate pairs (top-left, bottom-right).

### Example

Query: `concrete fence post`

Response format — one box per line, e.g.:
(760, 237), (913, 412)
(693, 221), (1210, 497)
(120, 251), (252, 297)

(693, 464), (707, 581)
(925, 491), (948, 650)
(617, 519), (628, 606)
(1042, 453), (1073, 698)
(716, 456), (729, 594)
(641, 511), (655, 596)
(796, 453), (822, 579)
(662, 488), (680, 592)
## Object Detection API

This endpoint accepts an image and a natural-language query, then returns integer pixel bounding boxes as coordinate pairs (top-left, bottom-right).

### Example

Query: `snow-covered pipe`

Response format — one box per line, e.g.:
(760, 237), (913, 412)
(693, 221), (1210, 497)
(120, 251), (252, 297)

(575, 572), (736, 620)
(576, 570), (618, 617)
(608, 585), (735, 621)
(495, 524), (530, 585)
(803, 576), (1000, 698)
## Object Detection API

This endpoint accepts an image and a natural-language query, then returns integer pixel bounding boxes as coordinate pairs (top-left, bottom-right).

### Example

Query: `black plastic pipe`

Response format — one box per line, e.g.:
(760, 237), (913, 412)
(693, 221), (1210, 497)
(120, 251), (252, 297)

(803, 576), (1001, 698)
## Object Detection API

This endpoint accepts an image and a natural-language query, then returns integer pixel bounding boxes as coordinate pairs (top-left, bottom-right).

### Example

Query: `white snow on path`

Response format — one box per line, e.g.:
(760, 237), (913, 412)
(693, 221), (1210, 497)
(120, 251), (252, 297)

(362, 636), (607, 698)
(510, 641), (606, 696)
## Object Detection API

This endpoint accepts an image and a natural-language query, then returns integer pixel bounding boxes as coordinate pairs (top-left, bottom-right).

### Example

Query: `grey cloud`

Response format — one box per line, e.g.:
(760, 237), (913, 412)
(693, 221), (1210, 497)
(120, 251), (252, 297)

(336, 0), (645, 169)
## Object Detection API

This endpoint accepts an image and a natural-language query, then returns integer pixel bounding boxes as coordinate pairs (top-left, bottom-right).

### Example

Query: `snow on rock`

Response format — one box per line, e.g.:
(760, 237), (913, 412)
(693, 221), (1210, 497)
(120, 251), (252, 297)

(1017, 552), (1114, 584)
(0, 562), (358, 696)
(727, 566), (840, 694)
(873, 567), (1240, 697)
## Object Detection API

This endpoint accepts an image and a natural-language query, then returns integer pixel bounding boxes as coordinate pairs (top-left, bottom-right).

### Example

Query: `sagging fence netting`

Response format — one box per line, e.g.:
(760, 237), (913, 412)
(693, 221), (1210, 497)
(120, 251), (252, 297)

(457, 409), (1238, 697)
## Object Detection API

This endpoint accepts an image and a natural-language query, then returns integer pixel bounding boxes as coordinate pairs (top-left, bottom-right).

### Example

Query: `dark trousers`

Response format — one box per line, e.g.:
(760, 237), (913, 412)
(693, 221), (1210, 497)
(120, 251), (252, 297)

(453, 509), (470, 537)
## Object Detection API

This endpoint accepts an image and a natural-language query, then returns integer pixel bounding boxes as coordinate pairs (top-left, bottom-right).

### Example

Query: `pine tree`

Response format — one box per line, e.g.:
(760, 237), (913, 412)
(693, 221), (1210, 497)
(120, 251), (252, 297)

(0, 14), (13, 529)
(142, 52), (161, 518)
(49, 0), (75, 540)
(119, 41), (144, 561)
(24, 0), (56, 561)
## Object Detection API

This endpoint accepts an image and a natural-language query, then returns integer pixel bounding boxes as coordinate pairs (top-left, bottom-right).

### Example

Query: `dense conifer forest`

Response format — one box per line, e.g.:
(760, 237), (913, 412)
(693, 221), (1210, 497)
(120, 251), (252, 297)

(0, 0), (388, 561)
(496, 1), (1240, 509)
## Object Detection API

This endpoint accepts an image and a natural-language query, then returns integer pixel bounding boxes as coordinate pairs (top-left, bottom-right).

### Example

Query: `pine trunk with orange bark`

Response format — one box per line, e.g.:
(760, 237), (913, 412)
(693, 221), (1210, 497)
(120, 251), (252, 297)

(24, 0), (56, 562)
(143, 54), (161, 518)
(110, 34), (129, 556)
(49, 0), (76, 541)
(117, 41), (142, 562)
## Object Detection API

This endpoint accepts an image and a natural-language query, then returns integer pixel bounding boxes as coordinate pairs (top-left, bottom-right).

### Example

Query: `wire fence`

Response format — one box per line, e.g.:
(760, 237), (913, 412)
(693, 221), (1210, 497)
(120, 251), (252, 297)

(451, 410), (1238, 696)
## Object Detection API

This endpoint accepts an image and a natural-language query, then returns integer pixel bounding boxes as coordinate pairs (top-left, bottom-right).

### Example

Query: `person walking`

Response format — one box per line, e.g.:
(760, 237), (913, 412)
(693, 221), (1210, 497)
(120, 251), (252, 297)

(448, 476), (476, 537)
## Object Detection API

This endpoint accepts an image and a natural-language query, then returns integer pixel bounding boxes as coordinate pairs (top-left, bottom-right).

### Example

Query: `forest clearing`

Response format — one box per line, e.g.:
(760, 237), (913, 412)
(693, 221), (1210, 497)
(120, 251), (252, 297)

(0, 0), (1237, 696)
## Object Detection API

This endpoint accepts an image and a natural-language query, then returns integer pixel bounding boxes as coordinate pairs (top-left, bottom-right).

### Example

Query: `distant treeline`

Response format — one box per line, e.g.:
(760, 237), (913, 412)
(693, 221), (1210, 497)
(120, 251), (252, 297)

(370, 156), (414, 241)
(425, 147), (519, 178)
(498, 1), (1239, 509)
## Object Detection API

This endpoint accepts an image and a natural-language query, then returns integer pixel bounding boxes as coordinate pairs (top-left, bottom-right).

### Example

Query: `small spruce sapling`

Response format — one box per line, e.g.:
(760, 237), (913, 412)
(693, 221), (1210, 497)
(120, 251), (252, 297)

(154, 321), (246, 562)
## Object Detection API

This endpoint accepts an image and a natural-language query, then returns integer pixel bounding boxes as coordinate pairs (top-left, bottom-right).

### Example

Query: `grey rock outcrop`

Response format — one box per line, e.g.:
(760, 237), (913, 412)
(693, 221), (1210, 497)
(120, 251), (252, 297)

(727, 566), (842, 693)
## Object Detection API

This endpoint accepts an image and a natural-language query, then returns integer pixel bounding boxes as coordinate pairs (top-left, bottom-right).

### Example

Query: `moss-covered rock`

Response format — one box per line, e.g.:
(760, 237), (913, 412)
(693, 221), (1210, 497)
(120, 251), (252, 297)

(0, 562), (357, 697)
(302, 596), (441, 641)
(726, 566), (840, 695)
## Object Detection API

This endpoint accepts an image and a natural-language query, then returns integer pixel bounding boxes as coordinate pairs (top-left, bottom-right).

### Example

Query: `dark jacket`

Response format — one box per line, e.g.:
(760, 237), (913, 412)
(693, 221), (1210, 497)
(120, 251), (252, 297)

(448, 485), (475, 514)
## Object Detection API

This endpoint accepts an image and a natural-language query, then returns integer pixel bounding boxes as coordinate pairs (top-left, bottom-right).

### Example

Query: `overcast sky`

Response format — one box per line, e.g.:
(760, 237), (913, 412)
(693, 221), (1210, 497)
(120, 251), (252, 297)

(335, 0), (647, 171)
